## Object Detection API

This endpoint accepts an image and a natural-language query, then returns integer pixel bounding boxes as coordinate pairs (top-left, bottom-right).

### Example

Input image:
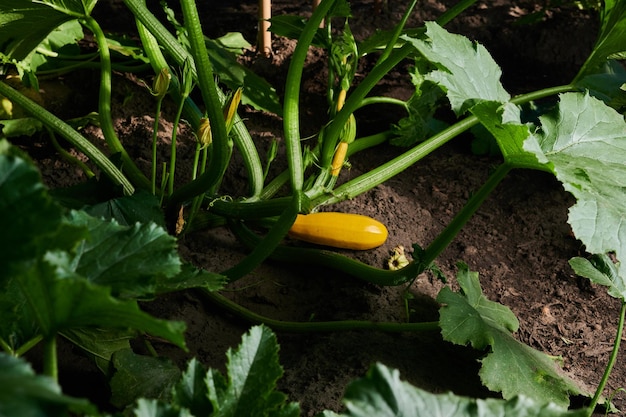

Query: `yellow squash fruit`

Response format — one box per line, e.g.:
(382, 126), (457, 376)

(288, 212), (388, 250)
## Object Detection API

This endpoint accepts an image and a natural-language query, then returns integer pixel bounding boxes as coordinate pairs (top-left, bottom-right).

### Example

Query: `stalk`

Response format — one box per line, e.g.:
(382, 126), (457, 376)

(42, 335), (58, 382)
(221, 192), (308, 281)
(200, 290), (440, 333)
(131, 0), (264, 198)
(586, 300), (626, 416)
(283, 0), (337, 192)
(312, 84), (578, 206)
(0, 82), (134, 195)
(229, 220), (424, 286)
(151, 97), (163, 194)
(81, 17), (150, 191)
(377, 0), (418, 63)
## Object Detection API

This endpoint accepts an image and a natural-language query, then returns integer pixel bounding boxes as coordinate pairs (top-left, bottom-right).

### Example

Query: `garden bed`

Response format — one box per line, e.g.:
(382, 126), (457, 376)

(3, 0), (626, 415)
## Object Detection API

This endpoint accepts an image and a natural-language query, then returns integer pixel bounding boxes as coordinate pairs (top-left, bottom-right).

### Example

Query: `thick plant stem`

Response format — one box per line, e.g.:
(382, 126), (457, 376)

(421, 163), (512, 267)
(283, 0), (336, 192)
(43, 335), (58, 382)
(201, 290), (440, 333)
(222, 192), (308, 281)
(587, 300), (626, 416)
(82, 17), (150, 191)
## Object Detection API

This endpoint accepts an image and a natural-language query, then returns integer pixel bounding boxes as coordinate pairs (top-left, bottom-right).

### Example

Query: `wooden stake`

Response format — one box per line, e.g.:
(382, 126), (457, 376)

(258, 0), (272, 56)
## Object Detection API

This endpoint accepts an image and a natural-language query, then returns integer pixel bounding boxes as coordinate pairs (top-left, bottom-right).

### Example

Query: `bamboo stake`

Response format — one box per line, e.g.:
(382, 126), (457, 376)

(258, 0), (272, 56)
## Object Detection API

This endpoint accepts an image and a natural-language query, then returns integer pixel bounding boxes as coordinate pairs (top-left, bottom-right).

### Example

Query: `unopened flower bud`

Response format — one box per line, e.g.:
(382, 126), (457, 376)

(223, 87), (242, 134)
(152, 67), (171, 99)
(197, 117), (212, 148)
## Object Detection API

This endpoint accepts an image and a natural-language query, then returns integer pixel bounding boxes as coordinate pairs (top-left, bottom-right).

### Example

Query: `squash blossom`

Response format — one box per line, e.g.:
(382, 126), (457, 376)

(223, 87), (242, 134)
(151, 67), (171, 99)
(197, 117), (212, 148)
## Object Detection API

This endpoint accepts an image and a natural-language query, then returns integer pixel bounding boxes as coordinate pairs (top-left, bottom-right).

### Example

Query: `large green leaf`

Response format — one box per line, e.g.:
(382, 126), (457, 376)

(0, 0), (93, 63)
(3, 253), (187, 349)
(206, 325), (297, 417)
(326, 363), (587, 417)
(523, 92), (626, 267)
(402, 22), (510, 115)
(67, 210), (181, 299)
(0, 353), (95, 417)
(0, 143), (84, 285)
(437, 264), (587, 407)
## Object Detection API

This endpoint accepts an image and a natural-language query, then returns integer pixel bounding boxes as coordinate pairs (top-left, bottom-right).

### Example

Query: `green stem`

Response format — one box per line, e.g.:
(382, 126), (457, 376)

(319, 43), (413, 170)
(230, 220), (424, 286)
(151, 98), (164, 194)
(14, 335), (44, 357)
(42, 335), (58, 382)
(49, 129), (95, 177)
(221, 192), (308, 281)
(132, 0), (264, 198)
(167, 97), (186, 195)
(312, 84), (578, 206)
(312, 114), (478, 205)
(377, 0), (418, 63)
(587, 300), (626, 416)
(0, 81), (134, 195)
(82, 17), (150, 191)
(200, 289), (439, 333)
(356, 96), (409, 111)
(422, 163), (511, 266)
(283, 0), (336, 192)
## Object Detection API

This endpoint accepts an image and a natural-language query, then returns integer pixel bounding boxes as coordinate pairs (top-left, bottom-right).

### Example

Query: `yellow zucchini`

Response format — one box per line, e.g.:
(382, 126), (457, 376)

(288, 212), (388, 250)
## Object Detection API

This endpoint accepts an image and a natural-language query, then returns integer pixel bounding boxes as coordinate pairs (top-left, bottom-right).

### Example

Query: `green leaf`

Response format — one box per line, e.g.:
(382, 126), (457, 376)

(402, 22), (510, 115)
(85, 190), (165, 227)
(171, 358), (212, 416)
(0, 352), (96, 416)
(205, 37), (282, 115)
(61, 327), (133, 373)
(577, 0), (626, 79)
(0, 0), (74, 61)
(156, 263), (226, 295)
(206, 325), (294, 417)
(437, 263), (587, 407)
(0, 146), (83, 284)
(334, 363), (587, 417)
(523, 92), (626, 267)
(66, 210), (181, 298)
(470, 101), (543, 169)
(110, 349), (181, 408)
(133, 398), (194, 417)
(570, 254), (625, 300)
(2, 253), (186, 349)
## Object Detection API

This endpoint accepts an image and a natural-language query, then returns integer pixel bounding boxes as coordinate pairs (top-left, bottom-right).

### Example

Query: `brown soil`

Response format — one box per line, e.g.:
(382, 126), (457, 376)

(12, 0), (626, 415)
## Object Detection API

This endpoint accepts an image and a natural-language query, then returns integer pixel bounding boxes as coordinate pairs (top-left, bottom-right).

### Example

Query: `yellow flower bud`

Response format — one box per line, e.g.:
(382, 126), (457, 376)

(197, 117), (212, 148)
(152, 67), (171, 99)
(223, 87), (242, 134)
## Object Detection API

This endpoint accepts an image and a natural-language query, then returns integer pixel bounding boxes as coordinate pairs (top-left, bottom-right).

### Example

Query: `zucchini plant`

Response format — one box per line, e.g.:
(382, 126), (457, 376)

(1, 0), (626, 415)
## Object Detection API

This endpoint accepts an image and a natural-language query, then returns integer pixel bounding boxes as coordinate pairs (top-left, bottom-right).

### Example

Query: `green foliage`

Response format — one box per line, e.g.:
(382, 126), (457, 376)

(524, 92), (626, 267)
(124, 325), (299, 417)
(0, 353), (96, 417)
(437, 263), (588, 407)
(403, 22), (510, 116)
(323, 362), (587, 417)
(0, 141), (226, 355)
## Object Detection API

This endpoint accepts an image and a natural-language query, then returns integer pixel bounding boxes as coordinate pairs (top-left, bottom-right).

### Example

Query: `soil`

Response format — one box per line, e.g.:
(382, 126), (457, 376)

(10, 0), (626, 415)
